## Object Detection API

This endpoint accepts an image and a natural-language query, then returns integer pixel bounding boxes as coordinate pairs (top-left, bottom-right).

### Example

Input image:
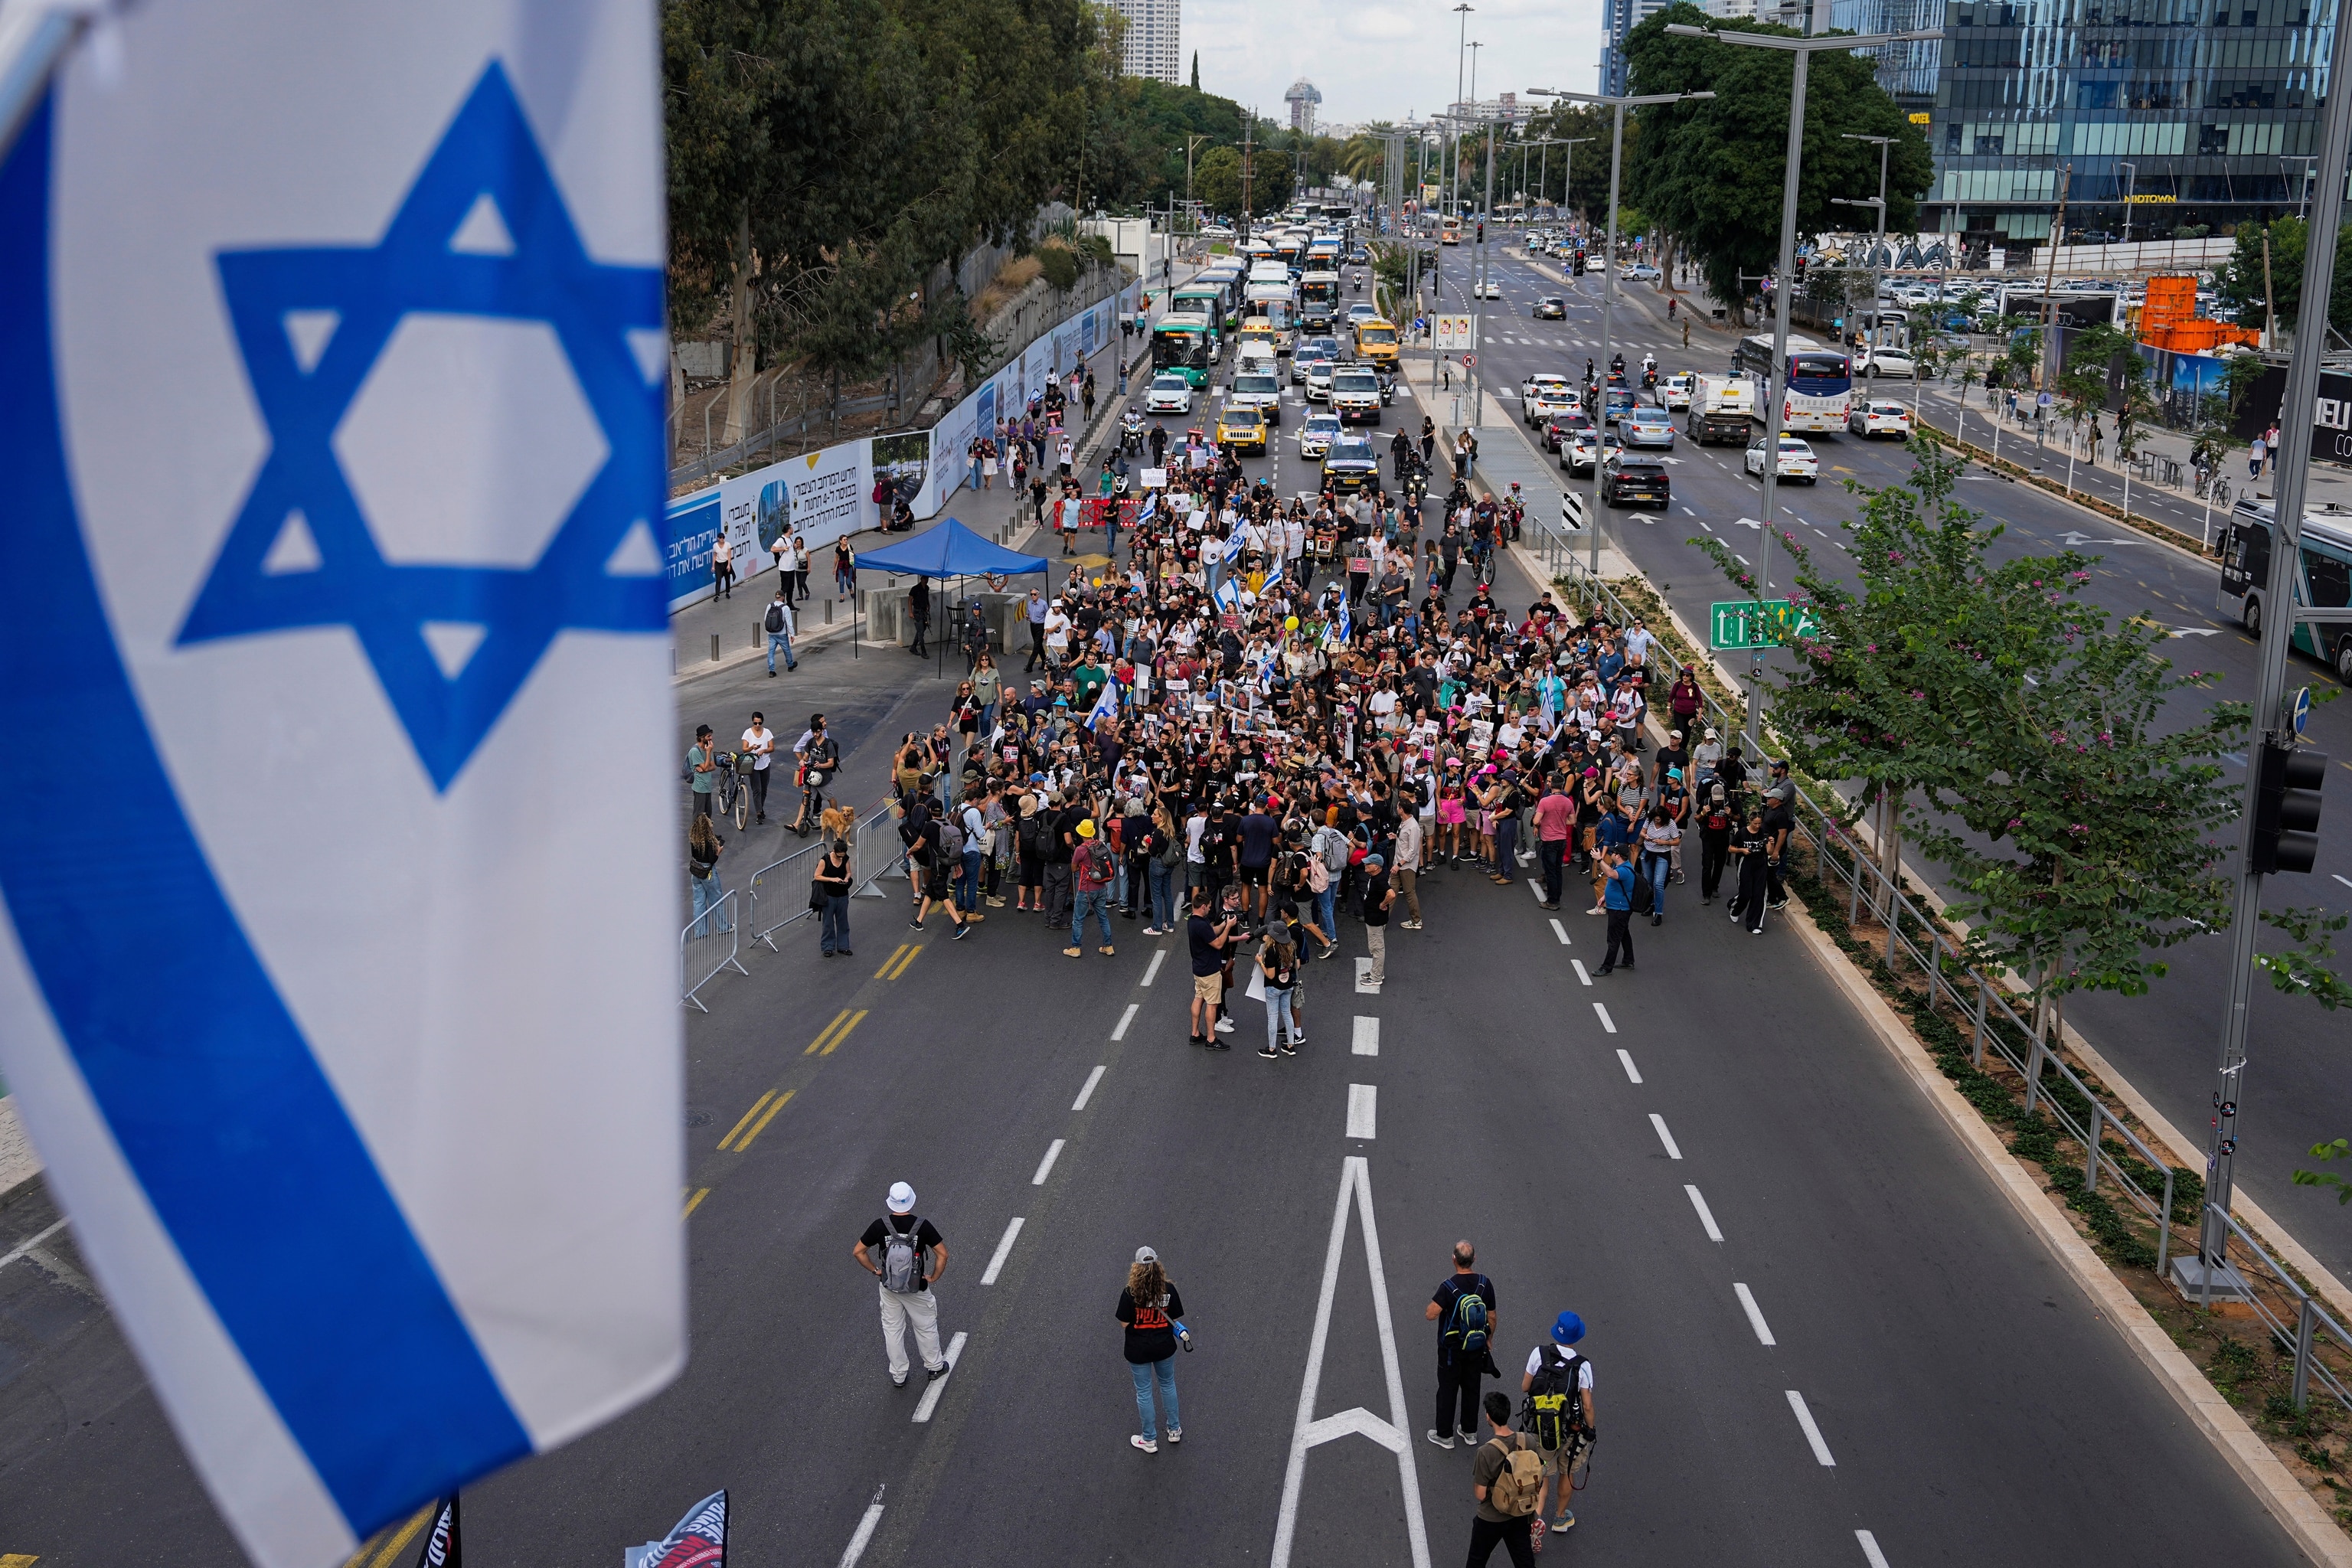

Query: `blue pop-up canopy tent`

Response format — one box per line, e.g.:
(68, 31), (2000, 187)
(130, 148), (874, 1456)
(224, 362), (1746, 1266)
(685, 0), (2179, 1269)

(853, 518), (1047, 665)
(856, 517), (1047, 578)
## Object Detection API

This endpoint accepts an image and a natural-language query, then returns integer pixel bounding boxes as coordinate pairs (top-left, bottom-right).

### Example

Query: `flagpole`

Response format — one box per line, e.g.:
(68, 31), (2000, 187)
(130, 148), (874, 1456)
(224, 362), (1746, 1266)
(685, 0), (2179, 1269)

(0, 3), (89, 163)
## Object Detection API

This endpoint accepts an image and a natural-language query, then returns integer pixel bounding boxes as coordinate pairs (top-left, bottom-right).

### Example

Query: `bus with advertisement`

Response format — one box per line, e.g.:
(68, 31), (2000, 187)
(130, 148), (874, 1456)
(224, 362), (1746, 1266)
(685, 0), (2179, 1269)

(1152, 313), (1220, 387)
(1730, 333), (1851, 433)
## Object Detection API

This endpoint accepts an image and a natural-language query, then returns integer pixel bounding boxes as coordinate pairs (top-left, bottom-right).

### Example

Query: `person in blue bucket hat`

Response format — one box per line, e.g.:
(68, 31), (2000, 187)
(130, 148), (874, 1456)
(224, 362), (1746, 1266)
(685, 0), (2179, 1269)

(1519, 1311), (1596, 1540)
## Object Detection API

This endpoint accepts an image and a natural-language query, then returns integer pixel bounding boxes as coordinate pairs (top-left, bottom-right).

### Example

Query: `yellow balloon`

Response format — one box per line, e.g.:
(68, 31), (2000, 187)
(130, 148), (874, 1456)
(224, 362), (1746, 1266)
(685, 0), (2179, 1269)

(1285, 615), (1300, 630)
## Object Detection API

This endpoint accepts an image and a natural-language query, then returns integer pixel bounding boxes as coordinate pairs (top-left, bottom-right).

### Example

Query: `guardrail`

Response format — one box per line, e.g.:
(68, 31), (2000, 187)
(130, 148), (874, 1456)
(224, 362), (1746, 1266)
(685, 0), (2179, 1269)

(1543, 550), (2351, 1412)
(684, 793), (910, 1010)
(681, 889), (748, 1013)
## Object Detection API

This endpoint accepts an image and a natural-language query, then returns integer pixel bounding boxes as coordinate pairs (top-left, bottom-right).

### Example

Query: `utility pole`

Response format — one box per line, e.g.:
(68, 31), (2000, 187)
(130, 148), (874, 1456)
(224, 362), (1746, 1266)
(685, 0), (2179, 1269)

(1663, 10), (1942, 749)
(1833, 132), (1891, 352)
(1240, 114), (1256, 247)
(2119, 160), (2137, 243)
(2038, 160), (2072, 444)
(1453, 3), (1475, 217)
(2198, 0), (2352, 1289)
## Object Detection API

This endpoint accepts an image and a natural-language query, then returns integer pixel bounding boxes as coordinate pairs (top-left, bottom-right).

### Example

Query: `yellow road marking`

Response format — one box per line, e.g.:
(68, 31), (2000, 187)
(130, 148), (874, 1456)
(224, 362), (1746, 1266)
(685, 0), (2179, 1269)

(683, 1187), (710, 1217)
(821, 1011), (869, 1056)
(341, 1504), (432, 1568)
(717, 1092), (774, 1150)
(874, 944), (910, 980)
(735, 1089), (795, 1149)
(805, 1009), (854, 1055)
(885, 945), (923, 981)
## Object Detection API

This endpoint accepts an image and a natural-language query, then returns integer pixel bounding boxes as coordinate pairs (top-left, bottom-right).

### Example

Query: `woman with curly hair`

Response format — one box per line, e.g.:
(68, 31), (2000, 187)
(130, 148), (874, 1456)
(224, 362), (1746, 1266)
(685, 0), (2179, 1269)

(1116, 1246), (1187, 1454)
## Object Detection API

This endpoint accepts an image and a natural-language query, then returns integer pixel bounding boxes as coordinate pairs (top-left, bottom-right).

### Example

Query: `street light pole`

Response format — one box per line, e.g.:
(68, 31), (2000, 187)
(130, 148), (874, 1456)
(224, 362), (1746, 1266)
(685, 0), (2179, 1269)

(1530, 88), (1717, 573)
(1663, 18), (1941, 750)
(2196, 0), (2352, 1289)
(2119, 159), (2137, 243)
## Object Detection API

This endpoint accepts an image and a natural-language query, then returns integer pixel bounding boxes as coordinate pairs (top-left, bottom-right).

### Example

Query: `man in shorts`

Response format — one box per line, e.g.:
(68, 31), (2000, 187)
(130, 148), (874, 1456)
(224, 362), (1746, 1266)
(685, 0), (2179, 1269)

(1237, 796), (1279, 928)
(1187, 887), (1236, 1049)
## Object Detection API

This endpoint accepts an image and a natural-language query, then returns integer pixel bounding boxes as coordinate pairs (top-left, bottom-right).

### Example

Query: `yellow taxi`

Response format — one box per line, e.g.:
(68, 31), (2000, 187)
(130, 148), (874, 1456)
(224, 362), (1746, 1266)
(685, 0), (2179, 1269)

(1215, 403), (1269, 455)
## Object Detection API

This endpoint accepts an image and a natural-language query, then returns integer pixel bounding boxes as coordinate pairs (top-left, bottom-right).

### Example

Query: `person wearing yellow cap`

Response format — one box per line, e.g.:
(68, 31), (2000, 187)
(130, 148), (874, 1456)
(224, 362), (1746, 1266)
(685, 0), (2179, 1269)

(1067, 817), (1119, 959)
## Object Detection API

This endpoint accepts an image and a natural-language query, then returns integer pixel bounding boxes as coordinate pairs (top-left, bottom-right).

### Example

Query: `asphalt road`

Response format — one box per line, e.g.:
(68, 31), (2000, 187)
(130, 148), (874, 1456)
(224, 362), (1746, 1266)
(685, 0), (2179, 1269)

(1426, 238), (2352, 1285)
(0, 368), (2306, 1567)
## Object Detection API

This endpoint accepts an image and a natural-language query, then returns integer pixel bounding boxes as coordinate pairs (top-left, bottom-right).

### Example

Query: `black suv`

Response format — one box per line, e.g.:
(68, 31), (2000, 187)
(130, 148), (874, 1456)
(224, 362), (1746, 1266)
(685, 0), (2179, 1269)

(1534, 296), (1567, 320)
(1602, 456), (1671, 508)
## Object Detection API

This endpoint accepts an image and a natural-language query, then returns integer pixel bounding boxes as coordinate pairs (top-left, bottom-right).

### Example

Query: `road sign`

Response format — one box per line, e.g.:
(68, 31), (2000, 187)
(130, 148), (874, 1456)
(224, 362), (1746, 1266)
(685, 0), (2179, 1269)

(2292, 685), (2313, 737)
(1462, 353), (1477, 368)
(1433, 313), (1475, 351)
(1561, 491), (1587, 533)
(1710, 599), (1818, 650)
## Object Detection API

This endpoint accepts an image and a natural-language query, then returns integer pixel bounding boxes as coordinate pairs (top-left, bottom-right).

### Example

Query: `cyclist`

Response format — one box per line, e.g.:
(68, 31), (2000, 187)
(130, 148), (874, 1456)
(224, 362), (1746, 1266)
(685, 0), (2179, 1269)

(792, 713), (840, 837)
(1666, 296), (1677, 321)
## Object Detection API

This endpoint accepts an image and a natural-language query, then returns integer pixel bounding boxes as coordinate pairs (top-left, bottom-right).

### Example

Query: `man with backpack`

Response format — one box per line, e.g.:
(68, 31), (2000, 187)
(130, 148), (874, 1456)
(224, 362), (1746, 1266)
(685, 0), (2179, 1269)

(764, 587), (797, 675)
(854, 1181), (949, 1388)
(1465, 1390), (1541, 1567)
(1426, 1240), (1498, 1449)
(1521, 1311), (1596, 1540)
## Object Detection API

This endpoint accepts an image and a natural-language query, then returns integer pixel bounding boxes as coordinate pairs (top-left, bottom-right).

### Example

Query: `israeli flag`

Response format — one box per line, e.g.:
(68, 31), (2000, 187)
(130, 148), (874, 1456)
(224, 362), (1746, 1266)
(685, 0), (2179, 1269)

(1087, 678), (1122, 729)
(0, 8), (681, 1567)
(1214, 574), (1243, 615)
(1325, 597), (1353, 648)
(1221, 526), (1246, 564)
(1135, 492), (1158, 528)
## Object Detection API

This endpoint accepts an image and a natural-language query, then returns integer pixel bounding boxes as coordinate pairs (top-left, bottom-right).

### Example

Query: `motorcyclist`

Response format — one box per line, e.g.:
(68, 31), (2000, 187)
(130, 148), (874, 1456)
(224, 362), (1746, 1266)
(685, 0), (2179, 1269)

(1609, 351), (1625, 380)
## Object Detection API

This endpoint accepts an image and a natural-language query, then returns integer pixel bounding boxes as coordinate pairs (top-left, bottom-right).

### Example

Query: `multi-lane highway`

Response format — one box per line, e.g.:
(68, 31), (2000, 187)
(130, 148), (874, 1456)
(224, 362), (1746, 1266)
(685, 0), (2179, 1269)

(1423, 235), (2352, 1285)
(0, 338), (2308, 1568)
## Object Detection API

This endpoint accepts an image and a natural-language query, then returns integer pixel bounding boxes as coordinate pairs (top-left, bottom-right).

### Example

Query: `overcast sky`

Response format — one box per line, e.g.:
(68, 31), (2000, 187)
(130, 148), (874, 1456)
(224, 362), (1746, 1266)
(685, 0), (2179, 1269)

(1180, 0), (1609, 129)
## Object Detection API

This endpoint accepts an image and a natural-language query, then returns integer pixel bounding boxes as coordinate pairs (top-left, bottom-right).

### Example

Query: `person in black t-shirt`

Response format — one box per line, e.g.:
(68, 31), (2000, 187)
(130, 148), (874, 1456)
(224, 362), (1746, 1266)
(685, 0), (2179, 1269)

(1425, 1241), (1498, 1447)
(1237, 800), (1279, 925)
(1362, 853), (1394, 988)
(856, 1181), (949, 1386)
(1117, 1246), (1188, 1452)
(1187, 887), (1237, 1047)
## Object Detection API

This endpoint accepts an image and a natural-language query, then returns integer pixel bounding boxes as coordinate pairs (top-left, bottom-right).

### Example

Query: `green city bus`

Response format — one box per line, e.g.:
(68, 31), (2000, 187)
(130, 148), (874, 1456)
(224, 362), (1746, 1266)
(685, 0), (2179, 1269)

(1152, 314), (1220, 387)
(1172, 284), (1235, 332)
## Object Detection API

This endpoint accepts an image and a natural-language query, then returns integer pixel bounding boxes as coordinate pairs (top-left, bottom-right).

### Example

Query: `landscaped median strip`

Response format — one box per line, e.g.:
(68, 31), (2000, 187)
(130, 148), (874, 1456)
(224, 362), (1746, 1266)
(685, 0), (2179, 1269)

(1781, 869), (2352, 1564)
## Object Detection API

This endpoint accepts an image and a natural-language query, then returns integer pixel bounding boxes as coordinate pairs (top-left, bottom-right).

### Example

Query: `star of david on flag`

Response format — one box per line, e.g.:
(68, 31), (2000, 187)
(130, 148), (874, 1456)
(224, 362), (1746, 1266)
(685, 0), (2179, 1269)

(1214, 575), (1243, 615)
(0, 8), (684, 1568)
(1086, 678), (1122, 730)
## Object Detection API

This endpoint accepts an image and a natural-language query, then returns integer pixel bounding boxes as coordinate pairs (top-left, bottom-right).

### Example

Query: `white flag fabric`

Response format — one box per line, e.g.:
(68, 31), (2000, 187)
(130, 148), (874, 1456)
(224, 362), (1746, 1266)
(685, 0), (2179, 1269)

(0, 7), (683, 1566)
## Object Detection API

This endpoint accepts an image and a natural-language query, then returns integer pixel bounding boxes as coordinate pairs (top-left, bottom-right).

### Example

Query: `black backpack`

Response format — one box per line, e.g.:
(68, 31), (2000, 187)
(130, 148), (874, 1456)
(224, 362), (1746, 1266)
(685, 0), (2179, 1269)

(765, 603), (787, 633)
(1628, 865), (1655, 916)
(1524, 1347), (1588, 1452)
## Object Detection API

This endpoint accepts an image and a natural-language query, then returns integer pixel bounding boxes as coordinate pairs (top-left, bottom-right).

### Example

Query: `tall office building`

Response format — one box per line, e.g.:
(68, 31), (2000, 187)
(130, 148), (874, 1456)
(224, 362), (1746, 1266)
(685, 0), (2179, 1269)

(1836, 0), (2336, 254)
(1602, 0), (1674, 92)
(1108, 0), (1181, 85)
(1287, 77), (1324, 134)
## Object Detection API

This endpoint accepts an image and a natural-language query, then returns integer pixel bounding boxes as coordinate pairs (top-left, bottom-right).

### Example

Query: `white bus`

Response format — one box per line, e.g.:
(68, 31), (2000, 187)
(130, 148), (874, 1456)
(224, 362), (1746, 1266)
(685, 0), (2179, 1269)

(1729, 332), (1852, 433)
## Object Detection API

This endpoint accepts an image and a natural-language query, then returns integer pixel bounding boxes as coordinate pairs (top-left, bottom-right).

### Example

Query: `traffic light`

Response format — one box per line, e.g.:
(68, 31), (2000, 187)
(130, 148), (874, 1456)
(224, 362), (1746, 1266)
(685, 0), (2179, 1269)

(2252, 740), (2328, 874)
(1476, 220), (1485, 243)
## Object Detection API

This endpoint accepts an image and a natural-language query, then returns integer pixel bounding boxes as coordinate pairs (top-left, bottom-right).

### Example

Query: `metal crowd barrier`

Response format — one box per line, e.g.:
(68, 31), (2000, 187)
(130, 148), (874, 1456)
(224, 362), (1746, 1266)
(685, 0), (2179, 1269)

(1545, 554), (2352, 1408)
(680, 889), (747, 1012)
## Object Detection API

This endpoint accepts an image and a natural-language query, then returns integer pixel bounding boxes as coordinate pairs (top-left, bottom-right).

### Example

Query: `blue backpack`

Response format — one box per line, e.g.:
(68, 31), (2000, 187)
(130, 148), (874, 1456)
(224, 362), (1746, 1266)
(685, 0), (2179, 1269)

(1446, 1285), (1491, 1360)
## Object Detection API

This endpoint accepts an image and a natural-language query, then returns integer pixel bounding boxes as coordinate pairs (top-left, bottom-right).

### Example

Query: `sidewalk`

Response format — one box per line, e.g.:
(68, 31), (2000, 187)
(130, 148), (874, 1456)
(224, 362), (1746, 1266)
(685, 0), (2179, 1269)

(670, 296), (1165, 684)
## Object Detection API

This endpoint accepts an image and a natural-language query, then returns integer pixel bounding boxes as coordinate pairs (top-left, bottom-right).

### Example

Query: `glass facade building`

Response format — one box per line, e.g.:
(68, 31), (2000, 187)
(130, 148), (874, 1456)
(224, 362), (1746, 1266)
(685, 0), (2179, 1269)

(1837, 0), (2337, 250)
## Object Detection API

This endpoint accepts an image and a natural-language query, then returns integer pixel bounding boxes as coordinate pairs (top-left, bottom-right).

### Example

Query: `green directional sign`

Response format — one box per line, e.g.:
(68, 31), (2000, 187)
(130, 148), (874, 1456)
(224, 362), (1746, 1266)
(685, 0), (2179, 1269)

(1710, 599), (1818, 650)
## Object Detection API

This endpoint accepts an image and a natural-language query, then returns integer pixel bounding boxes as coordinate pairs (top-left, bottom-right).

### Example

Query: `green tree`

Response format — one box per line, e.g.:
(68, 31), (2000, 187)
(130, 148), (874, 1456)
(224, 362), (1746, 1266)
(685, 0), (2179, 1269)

(1620, 2), (1931, 322)
(1692, 452), (2246, 1027)
(1191, 50), (1200, 90)
(2213, 216), (2352, 340)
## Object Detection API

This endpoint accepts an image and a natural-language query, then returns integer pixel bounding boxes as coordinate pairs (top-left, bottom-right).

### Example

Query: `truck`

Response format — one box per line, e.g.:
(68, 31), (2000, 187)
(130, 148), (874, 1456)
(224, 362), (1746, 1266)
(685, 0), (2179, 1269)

(1687, 374), (1755, 445)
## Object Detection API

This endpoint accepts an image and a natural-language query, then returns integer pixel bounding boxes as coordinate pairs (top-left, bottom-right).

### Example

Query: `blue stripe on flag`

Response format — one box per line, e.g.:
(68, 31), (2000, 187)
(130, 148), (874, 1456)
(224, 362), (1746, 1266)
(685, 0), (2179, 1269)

(0, 98), (529, 1534)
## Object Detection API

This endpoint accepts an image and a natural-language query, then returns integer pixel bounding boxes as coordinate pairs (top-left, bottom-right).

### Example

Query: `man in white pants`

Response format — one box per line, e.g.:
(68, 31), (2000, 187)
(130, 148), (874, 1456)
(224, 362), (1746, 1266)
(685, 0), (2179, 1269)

(855, 1181), (949, 1387)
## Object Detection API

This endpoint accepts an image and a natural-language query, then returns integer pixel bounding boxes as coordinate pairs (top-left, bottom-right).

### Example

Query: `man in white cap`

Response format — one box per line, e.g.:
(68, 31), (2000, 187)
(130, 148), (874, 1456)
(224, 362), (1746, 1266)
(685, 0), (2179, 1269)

(855, 1181), (949, 1387)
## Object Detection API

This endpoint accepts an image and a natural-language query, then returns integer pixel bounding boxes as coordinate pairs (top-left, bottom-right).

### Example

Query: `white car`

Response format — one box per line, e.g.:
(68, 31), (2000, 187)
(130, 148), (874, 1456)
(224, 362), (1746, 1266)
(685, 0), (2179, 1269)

(1521, 370), (1574, 409)
(1559, 427), (1600, 475)
(1144, 373), (1194, 415)
(1621, 263), (1662, 282)
(1527, 384), (1580, 426)
(1745, 434), (1820, 482)
(1477, 279), (1503, 299)
(1660, 372), (1695, 411)
(1304, 358), (1335, 402)
(1859, 347), (1917, 377)
(1298, 412), (1342, 457)
(1848, 400), (1913, 439)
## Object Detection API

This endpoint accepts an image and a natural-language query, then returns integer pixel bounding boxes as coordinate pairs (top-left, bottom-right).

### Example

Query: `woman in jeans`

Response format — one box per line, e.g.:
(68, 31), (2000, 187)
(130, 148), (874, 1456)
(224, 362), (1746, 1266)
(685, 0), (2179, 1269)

(1256, 928), (1299, 1060)
(687, 815), (730, 936)
(1638, 805), (1681, 926)
(812, 838), (853, 956)
(1116, 1246), (1186, 1454)
(1144, 803), (1181, 935)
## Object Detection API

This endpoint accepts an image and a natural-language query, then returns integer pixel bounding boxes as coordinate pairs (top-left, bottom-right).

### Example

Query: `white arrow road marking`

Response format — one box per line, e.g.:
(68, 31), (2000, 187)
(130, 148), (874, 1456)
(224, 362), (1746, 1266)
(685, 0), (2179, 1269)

(2169, 627), (2222, 637)
(1734, 516), (1765, 529)
(2056, 530), (2145, 547)
(1272, 1157), (1431, 1568)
